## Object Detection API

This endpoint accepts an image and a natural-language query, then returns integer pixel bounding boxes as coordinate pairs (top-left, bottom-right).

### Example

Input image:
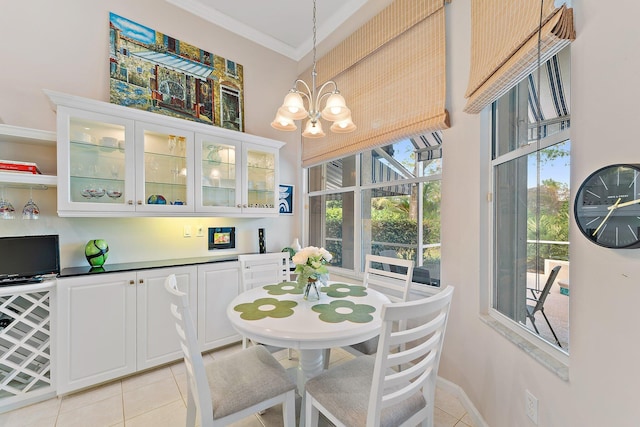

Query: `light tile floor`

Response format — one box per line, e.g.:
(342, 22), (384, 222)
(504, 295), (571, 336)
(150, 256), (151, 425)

(0, 344), (475, 427)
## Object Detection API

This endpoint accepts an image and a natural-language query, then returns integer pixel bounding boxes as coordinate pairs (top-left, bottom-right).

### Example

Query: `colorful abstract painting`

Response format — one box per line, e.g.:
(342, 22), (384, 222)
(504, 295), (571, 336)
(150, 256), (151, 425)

(109, 12), (244, 131)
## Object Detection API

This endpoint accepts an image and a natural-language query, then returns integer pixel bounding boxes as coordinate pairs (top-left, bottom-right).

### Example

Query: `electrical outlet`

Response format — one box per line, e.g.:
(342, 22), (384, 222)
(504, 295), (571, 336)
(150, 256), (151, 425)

(196, 225), (204, 237)
(525, 389), (538, 425)
(183, 225), (192, 237)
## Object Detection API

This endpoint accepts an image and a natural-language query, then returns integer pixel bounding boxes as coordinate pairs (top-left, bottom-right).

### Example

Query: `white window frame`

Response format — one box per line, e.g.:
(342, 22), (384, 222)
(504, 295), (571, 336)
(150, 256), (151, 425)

(486, 119), (571, 377)
(303, 148), (442, 288)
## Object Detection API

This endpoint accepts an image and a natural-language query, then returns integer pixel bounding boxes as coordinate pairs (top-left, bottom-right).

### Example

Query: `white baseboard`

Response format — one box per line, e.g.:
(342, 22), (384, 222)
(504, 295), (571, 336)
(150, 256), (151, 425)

(437, 376), (489, 427)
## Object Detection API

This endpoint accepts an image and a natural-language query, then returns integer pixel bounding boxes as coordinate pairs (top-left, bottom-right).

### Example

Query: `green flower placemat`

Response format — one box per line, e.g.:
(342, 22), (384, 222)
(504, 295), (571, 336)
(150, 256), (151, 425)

(263, 281), (304, 295)
(320, 283), (368, 298)
(234, 298), (297, 320)
(312, 300), (376, 323)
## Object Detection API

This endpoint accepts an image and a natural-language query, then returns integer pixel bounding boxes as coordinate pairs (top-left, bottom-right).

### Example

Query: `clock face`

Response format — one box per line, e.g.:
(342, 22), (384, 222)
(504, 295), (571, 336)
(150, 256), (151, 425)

(574, 164), (640, 248)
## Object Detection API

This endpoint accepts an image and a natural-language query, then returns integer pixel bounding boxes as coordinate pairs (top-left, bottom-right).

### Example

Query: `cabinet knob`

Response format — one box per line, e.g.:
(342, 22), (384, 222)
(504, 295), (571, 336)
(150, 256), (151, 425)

(139, 279), (144, 284)
(137, 200), (142, 205)
(129, 280), (135, 285)
(243, 204), (248, 208)
(128, 200), (133, 205)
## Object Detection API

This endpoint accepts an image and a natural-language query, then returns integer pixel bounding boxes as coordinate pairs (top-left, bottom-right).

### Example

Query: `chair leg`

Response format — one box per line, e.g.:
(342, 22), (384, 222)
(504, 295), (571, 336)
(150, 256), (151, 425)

(540, 309), (562, 348)
(186, 388), (197, 427)
(527, 314), (540, 334)
(322, 348), (331, 370)
(282, 390), (296, 427)
(305, 392), (319, 427)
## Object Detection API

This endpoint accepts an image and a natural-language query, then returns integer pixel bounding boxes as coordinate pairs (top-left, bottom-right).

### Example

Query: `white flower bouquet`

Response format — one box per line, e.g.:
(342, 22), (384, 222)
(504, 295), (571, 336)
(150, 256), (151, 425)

(292, 246), (333, 289)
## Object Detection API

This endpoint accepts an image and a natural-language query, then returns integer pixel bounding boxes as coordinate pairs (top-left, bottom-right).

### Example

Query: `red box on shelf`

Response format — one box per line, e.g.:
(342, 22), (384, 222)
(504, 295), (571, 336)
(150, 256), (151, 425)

(0, 160), (41, 174)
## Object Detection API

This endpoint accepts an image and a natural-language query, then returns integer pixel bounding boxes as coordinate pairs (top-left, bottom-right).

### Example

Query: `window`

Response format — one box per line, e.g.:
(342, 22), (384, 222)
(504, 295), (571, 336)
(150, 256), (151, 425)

(225, 59), (237, 77)
(307, 138), (442, 284)
(491, 47), (570, 352)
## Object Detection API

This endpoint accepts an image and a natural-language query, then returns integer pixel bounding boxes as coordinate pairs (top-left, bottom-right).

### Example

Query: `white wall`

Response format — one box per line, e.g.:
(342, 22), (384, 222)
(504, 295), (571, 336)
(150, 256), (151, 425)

(0, 0), (302, 268)
(441, 0), (640, 426)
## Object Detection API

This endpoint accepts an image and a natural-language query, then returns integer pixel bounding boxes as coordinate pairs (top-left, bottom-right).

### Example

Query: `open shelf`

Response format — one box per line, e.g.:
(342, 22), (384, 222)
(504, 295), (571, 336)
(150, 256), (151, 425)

(0, 124), (57, 189)
(0, 124), (56, 147)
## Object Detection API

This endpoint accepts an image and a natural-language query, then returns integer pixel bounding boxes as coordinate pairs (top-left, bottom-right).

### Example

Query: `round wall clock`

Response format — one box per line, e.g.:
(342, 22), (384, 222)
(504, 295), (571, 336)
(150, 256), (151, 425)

(574, 164), (640, 248)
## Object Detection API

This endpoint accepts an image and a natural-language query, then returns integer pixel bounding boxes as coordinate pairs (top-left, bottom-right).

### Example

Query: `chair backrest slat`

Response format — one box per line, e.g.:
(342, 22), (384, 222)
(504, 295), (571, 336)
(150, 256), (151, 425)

(534, 265), (561, 311)
(165, 274), (214, 425)
(367, 286), (454, 427)
(238, 253), (290, 291)
(364, 254), (415, 303)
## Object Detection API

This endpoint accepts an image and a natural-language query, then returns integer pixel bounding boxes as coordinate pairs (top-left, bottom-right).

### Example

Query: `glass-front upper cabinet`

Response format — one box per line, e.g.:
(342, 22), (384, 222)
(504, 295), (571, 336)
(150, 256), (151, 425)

(195, 134), (241, 213)
(135, 122), (194, 213)
(49, 90), (283, 217)
(57, 106), (136, 214)
(243, 143), (278, 214)
(195, 136), (279, 214)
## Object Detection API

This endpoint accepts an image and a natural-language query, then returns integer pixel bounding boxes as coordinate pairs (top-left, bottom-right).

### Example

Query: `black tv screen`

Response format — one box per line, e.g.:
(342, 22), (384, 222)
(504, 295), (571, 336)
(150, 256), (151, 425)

(0, 234), (60, 282)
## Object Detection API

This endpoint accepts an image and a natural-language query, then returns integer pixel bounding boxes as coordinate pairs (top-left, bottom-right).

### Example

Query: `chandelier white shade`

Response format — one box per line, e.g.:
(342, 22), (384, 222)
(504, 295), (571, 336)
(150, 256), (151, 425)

(271, 0), (356, 138)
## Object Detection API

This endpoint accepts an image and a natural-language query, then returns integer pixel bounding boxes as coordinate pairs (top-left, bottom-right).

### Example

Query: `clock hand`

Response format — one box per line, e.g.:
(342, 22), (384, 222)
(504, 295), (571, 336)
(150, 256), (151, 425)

(609, 198), (640, 209)
(593, 197), (621, 236)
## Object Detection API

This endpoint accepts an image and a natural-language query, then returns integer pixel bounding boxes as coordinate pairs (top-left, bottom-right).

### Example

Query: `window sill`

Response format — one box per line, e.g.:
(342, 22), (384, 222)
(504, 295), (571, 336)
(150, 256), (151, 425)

(480, 314), (569, 381)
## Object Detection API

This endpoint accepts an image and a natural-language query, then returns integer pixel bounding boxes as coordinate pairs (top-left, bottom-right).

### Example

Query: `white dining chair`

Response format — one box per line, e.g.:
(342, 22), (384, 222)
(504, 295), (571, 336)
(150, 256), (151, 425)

(305, 286), (454, 427)
(323, 254), (415, 368)
(238, 253), (293, 358)
(164, 274), (296, 427)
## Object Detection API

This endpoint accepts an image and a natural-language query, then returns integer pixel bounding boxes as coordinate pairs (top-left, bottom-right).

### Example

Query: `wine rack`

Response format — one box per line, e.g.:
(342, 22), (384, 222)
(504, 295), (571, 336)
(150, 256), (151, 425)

(0, 281), (55, 412)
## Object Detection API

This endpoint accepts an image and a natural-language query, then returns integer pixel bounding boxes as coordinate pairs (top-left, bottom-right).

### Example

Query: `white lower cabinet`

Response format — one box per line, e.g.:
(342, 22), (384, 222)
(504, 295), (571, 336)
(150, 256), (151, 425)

(57, 265), (196, 394)
(136, 266), (197, 370)
(197, 262), (241, 351)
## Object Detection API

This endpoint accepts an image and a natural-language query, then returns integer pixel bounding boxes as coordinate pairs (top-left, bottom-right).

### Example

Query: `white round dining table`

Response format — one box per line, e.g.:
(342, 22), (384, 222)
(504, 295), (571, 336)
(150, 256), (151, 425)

(226, 280), (390, 391)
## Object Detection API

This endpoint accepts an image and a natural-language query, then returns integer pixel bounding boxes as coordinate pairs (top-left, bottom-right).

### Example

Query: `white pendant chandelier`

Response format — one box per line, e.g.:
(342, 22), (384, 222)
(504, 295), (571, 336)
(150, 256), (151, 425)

(271, 0), (356, 138)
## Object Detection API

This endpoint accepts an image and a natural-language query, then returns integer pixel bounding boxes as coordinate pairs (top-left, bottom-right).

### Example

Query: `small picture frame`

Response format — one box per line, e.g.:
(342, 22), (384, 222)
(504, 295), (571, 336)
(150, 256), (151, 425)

(279, 184), (294, 215)
(208, 227), (236, 250)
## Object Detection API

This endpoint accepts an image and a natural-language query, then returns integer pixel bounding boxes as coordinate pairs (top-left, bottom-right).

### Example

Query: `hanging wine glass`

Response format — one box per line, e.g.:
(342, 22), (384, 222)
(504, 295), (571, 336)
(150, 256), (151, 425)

(168, 135), (177, 155)
(22, 187), (40, 220)
(107, 163), (122, 199)
(177, 136), (186, 156)
(0, 187), (15, 219)
(207, 145), (221, 164)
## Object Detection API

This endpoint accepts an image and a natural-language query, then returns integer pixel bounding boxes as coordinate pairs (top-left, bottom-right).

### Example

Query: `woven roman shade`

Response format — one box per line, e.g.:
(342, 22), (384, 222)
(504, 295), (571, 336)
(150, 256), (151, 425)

(301, 0), (449, 167)
(464, 0), (575, 114)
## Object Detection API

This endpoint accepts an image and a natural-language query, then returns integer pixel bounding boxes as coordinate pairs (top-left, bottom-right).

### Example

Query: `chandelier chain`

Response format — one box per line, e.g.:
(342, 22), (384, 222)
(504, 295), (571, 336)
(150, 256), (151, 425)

(312, 0), (317, 73)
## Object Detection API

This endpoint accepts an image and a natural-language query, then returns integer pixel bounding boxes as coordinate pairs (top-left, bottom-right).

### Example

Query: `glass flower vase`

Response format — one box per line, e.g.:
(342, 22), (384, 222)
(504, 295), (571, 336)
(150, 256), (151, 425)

(303, 278), (320, 301)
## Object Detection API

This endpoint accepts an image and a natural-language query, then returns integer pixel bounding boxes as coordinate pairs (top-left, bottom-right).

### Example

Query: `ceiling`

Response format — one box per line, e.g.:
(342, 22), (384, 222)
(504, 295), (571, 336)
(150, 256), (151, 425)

(165, 0), (394, 61)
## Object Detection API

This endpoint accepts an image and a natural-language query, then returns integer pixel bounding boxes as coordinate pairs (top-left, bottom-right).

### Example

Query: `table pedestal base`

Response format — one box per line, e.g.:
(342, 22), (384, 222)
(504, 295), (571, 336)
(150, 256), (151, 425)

(297, 349), (324, 393)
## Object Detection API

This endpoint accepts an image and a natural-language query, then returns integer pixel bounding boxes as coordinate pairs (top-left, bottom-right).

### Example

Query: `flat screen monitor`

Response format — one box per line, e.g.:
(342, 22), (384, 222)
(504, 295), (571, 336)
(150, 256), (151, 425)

(0, 234), (60, 284)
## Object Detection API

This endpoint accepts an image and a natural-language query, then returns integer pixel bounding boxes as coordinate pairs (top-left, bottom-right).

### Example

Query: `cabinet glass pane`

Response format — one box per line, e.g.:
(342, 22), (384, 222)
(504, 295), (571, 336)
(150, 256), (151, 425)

(143, 131), (188, 206)
(247, 150), (275, 209)
(201, 141), (237, 207)
(69, 118), (126, 204)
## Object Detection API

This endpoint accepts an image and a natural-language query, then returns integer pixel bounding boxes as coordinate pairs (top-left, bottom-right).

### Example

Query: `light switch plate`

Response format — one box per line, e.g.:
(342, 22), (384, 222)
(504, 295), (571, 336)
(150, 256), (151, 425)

(183, 225), (192, 237)
(196, 225), (204, 237)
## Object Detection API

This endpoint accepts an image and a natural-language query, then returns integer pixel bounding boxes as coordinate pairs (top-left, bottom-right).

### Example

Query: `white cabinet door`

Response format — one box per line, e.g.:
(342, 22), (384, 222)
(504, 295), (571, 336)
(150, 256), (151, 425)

(56, 106), (136, 215)
(57, 273), (137, 394)
(134, 122), (195, 214)
(195, 133), (242, 214)
(136, 266), (197, 370)
(242, 142), (279, 215)
(197, 262), (241, 351)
